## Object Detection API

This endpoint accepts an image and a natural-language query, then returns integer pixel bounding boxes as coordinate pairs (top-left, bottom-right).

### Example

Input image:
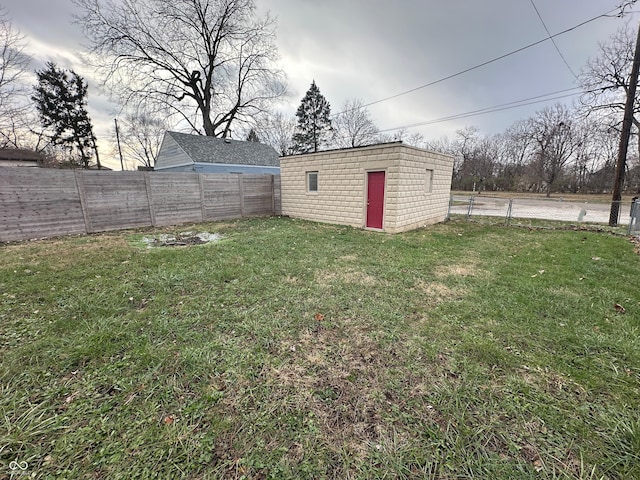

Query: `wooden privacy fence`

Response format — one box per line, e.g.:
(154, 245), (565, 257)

(0, 168), (282, 242)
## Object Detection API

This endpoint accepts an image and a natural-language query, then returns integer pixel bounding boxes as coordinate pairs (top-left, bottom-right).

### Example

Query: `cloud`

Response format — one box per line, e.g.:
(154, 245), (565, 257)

(5, 0), (639, 168)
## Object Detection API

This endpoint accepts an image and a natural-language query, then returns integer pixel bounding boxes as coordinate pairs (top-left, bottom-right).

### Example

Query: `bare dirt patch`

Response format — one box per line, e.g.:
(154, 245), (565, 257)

(269, 322), (404, 459)
(1, 234), (130, 269)
(518, 366), (586, 398)
(434, 263), (479, 278)
(142, 231), (222, 248)
(415, 280), (464, 306)
(631, 235), (640, 255)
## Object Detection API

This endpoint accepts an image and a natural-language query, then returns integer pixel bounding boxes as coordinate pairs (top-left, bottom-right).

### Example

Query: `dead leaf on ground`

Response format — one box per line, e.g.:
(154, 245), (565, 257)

(65, 391), (80, 403)
(163, 415), (175, 425)
(533, 459), (544, 472)
(614, 303), (626, 314)
(314, 313), (325, 321)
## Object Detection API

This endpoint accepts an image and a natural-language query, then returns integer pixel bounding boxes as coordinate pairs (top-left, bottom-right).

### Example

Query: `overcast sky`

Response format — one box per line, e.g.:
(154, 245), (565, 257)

(3, 0), (639, 169)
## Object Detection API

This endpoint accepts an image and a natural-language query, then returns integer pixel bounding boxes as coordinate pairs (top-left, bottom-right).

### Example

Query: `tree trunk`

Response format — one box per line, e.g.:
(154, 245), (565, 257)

(610, 22), (640, 226)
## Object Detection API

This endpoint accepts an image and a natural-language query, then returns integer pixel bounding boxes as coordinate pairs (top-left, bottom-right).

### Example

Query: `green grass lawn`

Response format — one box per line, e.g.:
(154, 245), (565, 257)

(1, 217), (639, 479)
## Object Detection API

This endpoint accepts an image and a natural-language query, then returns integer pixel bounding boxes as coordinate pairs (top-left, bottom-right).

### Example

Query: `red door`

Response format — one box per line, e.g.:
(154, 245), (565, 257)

(366, 171), (385, 229)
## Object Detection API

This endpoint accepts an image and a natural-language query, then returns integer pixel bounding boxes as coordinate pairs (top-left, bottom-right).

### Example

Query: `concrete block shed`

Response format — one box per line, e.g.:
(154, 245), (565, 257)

(279, 142), (454, 233)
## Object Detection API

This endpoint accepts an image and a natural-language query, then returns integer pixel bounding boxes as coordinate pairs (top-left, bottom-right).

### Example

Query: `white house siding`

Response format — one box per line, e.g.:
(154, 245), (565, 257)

(155, 134), (191, 169)
(0, 159), (39, 167)
(280, 143), (453, 233)
(192, 163), (280, 175)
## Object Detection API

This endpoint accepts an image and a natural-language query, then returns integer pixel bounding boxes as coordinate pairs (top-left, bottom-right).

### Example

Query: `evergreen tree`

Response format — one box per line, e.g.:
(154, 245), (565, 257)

(246, 128), (260, 142)
(293, 81), (331, 153)
(32, 62), (101, 168)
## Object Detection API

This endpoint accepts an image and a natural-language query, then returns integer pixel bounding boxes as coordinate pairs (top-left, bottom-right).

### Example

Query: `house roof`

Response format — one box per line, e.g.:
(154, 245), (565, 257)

(281, 141), (404, 158)
(167, 131), (280, 166)
(0, 148), (47, 162)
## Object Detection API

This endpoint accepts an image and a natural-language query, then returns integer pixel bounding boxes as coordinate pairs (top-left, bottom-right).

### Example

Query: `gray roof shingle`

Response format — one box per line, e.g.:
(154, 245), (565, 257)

(168, 131), (279, 167)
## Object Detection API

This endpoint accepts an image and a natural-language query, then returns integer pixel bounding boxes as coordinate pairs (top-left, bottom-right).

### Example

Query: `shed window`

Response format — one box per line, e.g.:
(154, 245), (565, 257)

(307, 171), (318, 192)
(425, 169), (433, 193)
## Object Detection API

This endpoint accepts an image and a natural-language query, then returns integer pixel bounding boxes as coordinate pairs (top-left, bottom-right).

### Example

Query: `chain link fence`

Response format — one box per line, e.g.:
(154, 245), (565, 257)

(630, 198), (640, 234)
(448, 195), (640, 235)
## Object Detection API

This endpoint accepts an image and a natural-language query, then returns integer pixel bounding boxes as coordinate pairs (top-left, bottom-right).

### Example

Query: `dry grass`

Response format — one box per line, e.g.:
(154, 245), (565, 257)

(315, 267), (378, 288)
(1, 217), (639, 479)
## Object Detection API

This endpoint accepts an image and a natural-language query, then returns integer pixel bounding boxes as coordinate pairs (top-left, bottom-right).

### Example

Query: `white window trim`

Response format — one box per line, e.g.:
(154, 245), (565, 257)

(426, 169), (434, 194)
(306, 171), (318, 193)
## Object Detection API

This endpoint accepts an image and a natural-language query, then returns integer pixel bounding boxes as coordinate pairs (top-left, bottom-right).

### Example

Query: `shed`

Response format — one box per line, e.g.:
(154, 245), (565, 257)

(154, 131), (280, 174)
(280, 142), (454, 233)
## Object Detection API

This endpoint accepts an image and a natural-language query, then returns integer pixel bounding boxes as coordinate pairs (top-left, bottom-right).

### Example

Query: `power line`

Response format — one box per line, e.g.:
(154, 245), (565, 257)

(319, 87), (586, 143)
(330, 3), (628, 118)
(261, 83), (602, 145)
(376, 87), (585, 133)
(528, 0), (579, 79)
(260, 84), (598, 141)
(273, 2), (639, 142)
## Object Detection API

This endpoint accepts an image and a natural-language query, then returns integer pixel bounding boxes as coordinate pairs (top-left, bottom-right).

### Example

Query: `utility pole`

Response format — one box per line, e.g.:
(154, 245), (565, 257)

(114, 118), (124, 171)
(92, 135), (102, 170)
(609, 21), (640, 226)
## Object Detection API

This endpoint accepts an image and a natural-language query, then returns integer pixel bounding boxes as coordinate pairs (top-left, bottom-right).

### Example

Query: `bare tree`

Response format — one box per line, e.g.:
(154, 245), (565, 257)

(0, 7), (36, 149)
(74, 0), (287, 138)
(423, 135), (453, 155)
(0, 9), (63, 157)
(450, 127), (500, 191)
(579, 24), (640, 154)
(593, 125), (625, 193)
(0, 8), (29, 114)
(492, 120), (537, 191)
(114, 107), (170, 169)
(449, 126), (479, 189)
(0, 116), (48, 150)
(378, 127), (424, 147)
(331, 98), (379, 148)
(525, 104), (579, 196)
(405, 132), (425, 148)
(254, 111), (296, 156)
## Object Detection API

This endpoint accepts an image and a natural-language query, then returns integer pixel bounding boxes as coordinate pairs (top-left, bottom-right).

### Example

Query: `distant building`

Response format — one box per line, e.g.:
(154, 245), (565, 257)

(0, 149), (47, 168)
(154, 131), (280, 174)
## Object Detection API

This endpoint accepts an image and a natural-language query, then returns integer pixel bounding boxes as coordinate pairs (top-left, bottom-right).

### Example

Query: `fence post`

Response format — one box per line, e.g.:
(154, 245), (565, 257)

(74, 170), (91, 234)
(143, 171), (156, 227)
(628, 199), (639, 235)
(198, 173), (207, 222)
(466, 196), (474, 220)
(271, 175), (276, 215)
(506, 199), (513, 225)
(238, 174), (245, 217)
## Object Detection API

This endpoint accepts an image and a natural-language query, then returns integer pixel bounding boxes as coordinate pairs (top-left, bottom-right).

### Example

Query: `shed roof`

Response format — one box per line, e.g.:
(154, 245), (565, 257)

(166, 131), (280, 166)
